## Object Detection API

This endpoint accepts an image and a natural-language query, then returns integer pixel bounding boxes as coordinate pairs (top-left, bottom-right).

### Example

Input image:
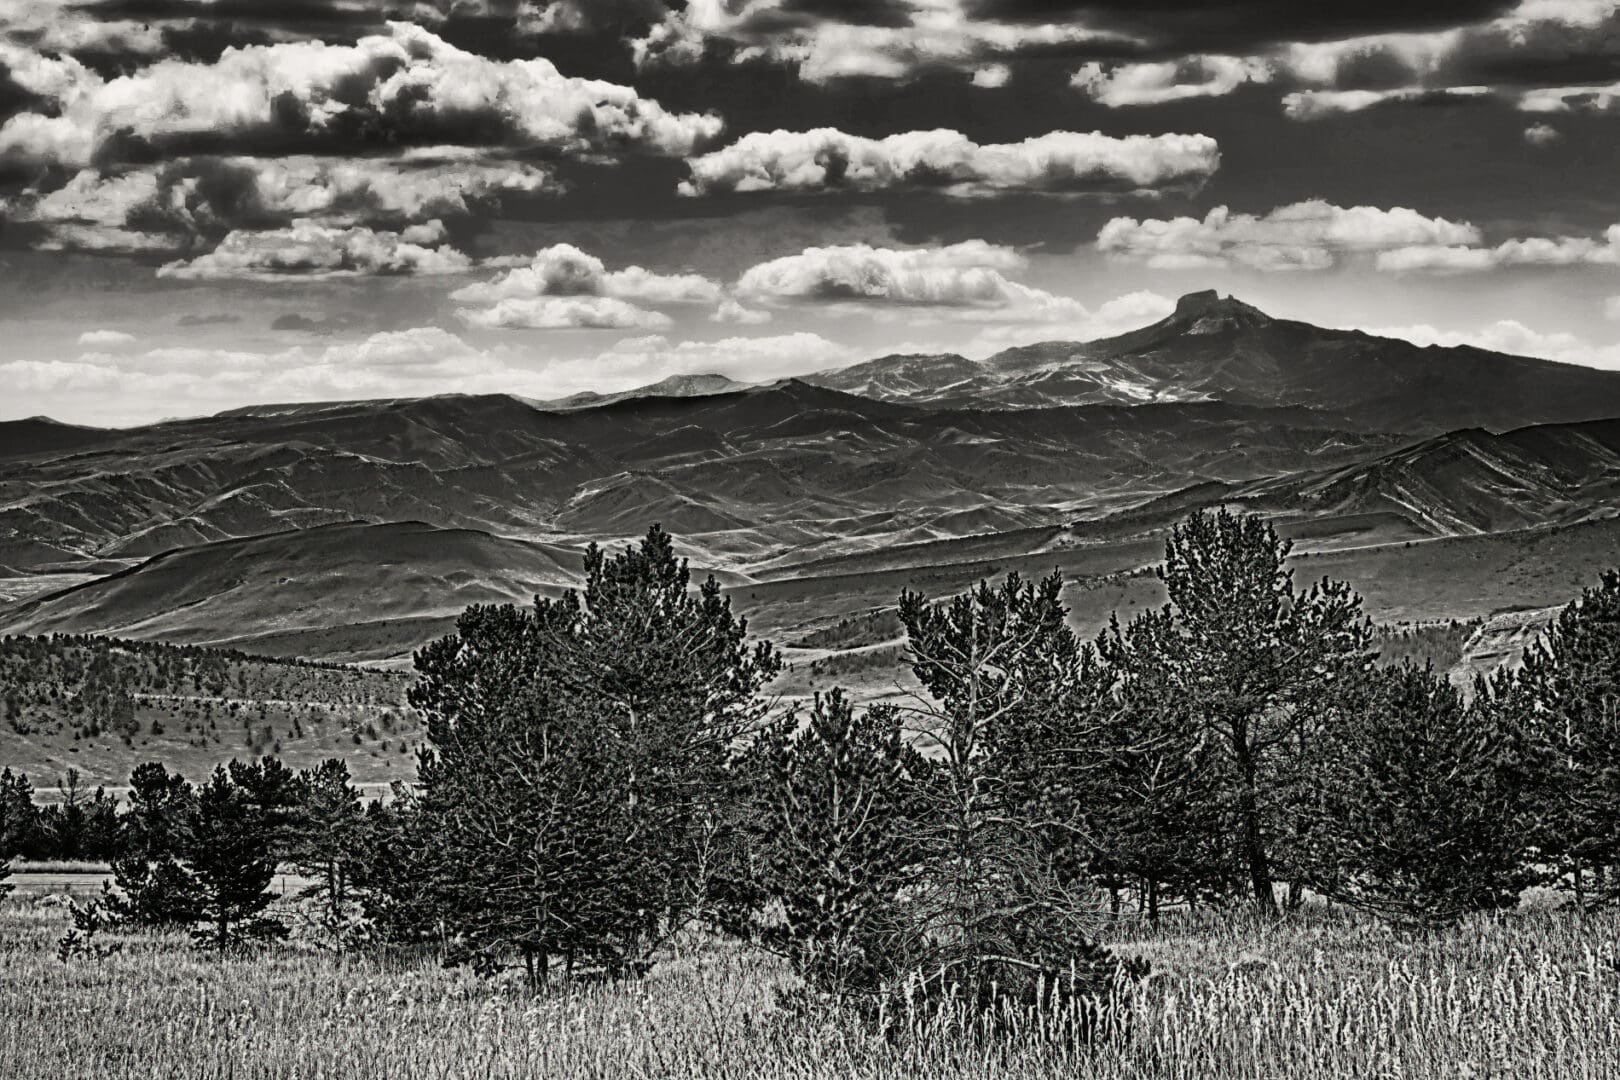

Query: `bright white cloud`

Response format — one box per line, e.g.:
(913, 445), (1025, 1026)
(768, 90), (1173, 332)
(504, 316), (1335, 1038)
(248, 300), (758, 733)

(0, 24), (723, 171)
(76, 329), (137, 347)
(1525, 122), (1564, 145)
(1073, 57), (1271, 107)
(452, 244), (724, 329)
(1097, 200), (1482, 271)
(1282, 86), (1492, 119)
(1374, 226), (1620, 272)
(711, 299), (774, 325)
(681, 128), (1221, 198)
(633, 0), (1126, 84)
(459, 296), (676, 331)
(734, 241), (1091, 326)
(157, 220), (474, 281)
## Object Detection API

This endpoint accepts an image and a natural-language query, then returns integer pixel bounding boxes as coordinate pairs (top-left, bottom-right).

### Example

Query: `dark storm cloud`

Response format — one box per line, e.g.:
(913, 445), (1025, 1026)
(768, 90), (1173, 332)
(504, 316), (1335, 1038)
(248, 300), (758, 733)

(965, 1), (1518, 52)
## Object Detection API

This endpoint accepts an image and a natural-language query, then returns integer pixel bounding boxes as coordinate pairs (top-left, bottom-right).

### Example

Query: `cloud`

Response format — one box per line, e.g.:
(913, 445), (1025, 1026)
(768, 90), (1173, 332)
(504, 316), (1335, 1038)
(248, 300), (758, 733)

(459, 296), (676, 330)
(971, 64), (1011, 88)
(1524, 121), (1563, 145)
(0, 23), (723, 172)
(1607, 295), (1620, 321)
(632, 1), (1128, 84)
(734, 240), (1101, 329)
(711, 298), (774, 325)
(1, 152), (559, 255)
(1518, 81), (1620, 112)
(681, 128), (1221, 198)
(76, 329), (137, 347)
(451, 243), (724, 329)
(1281, 86), (1493, 119)
(156, 219), (474, 280)
(1373, 226), (1620, 272)
(1073, 56), (1272, 106)
(1097, 200), (1482, 271)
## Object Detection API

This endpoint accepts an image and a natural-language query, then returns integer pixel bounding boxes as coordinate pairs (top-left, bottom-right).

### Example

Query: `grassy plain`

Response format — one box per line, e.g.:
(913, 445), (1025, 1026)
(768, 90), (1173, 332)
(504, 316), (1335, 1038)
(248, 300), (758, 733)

(2, 896), (1617, 1080)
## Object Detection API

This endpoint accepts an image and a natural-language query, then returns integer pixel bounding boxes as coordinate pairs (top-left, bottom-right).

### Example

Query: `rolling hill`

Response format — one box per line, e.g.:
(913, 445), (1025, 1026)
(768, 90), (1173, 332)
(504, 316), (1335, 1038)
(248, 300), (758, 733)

(0, 378), (1395, 576)
(0, 521), (582, 663)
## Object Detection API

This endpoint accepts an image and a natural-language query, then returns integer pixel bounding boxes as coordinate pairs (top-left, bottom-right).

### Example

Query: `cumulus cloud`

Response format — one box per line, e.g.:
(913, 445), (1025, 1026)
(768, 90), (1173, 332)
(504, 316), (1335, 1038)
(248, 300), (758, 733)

(633, 1), (1127, 84)
(459, 297), (674, 331)
(1524, 121), (1563, 145)
(681, 128), (1220, 198)
(1, 152), (559, 255)
(733, 240), (1098, 328)
(1373, 225), (1620, 272)
(711, 298), (774, 325)
(1281, 86), (1492, 119)
(1072, 56), (1272, 106)
(452, 244), (724, 329)
(77, 329), (137, 347)
(1518, 81), (1620, 112)
(1097, 200), (1482, 271)
(156, 219), (474, 280)
(0, 23), (722, 172)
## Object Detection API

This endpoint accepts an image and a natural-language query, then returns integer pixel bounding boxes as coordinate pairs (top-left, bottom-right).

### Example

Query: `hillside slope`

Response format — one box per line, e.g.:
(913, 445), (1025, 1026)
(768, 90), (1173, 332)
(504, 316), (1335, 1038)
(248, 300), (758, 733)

(0, 521), (581, 662)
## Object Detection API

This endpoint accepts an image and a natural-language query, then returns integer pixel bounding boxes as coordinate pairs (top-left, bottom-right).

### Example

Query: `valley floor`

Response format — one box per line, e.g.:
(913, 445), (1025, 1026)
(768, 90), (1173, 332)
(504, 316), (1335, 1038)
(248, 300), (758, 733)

(2, 896), (1616, 1079)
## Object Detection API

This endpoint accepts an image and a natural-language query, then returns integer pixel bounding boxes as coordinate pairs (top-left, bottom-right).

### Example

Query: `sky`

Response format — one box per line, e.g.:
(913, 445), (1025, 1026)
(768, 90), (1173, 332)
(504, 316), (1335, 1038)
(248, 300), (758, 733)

(4, 0), (1620, 426)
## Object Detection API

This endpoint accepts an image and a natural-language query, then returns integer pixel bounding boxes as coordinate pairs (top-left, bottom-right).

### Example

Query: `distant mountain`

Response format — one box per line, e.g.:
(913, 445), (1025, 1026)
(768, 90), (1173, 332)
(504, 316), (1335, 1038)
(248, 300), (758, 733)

(539, 372), (747, 410)
(807, 291), (1620, 434)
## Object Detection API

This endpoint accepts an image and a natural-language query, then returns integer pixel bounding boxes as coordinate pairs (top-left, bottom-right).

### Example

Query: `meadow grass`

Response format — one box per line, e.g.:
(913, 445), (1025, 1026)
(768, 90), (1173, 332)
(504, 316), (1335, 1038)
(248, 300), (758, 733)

(2, 897), (1618, 1079)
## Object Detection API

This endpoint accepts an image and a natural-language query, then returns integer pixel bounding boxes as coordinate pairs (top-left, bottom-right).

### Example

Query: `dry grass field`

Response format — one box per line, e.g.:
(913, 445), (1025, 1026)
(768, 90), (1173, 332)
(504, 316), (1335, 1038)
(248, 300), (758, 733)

(2, 897), (1617, 1080)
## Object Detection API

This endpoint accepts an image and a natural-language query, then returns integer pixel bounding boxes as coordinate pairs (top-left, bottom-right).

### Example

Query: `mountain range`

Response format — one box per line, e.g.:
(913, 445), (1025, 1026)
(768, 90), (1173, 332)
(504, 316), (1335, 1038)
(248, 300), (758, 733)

(4, 291), (1619, 674)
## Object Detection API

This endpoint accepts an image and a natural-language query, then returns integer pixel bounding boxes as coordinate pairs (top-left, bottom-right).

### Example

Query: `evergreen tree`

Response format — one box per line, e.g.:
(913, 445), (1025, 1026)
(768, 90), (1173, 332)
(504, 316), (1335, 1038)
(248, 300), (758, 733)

(1510, 570), (1620, 906)
(1121, 510), (1372, 910)
(107, 762), (205, 928)
(1090, 612), (1233, 919)
(536, 525), (782, 948)
(748, 691), (926, 1002)
(186, 766), (286, 948)
(410, 526), (780, 984)
(1308, 663), (1532, 924)
(897, 571), (1137, 1009)
(0, 768), (38, 866)
(290, 759), (367, 928)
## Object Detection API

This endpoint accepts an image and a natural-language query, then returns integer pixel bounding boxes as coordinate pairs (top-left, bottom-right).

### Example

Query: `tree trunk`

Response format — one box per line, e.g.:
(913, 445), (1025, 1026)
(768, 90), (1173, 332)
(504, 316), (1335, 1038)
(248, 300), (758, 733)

(1146, 877), (1159, 925)
(1234, 734), (1276, 913)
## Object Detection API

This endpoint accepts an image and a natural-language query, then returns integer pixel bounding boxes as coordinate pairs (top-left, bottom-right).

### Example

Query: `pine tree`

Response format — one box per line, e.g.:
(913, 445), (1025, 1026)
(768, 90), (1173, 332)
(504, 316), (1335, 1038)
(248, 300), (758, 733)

(1308, 663), (1532, 924)
(1510, 570), (1620, 906)
(186, 766), (286, 949)
(107, 762), (205, 928)
(897, 570), (1139, 1015)
(748, 691), (926, 1003)
(410, 526), (781, 985)
(290, 759), (367, 930)
(1123, 510), (1372, 910)
(1091, 612), (1233, 919)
